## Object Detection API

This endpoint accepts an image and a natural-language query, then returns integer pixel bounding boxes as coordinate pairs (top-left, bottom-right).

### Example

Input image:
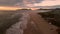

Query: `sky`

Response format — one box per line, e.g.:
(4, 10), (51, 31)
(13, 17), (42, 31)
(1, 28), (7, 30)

(0, 0), (60, 8)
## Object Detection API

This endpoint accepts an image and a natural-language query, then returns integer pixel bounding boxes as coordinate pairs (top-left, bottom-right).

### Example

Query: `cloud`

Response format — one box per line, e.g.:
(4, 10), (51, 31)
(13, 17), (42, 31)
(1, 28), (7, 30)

(0, 0), (22, 6)
(15, 0), (43, 8)
(34, 0), (60, 6)
(25, 0), (60, 8)
(0, 0), (60, 8)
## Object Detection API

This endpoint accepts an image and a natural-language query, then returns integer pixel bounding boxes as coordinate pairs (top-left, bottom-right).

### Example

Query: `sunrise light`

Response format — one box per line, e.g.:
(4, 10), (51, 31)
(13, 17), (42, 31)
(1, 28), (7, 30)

(0, 6), (21, 10)
(31, 8), (39, 10)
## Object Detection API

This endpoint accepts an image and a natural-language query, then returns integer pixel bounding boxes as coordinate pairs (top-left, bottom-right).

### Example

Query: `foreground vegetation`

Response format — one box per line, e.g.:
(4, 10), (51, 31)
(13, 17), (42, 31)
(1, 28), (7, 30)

(0, 9), (60, 34)
(38, 8), (60, 27)
(38, 8), (60, 34)
(0, 11), (22, 34)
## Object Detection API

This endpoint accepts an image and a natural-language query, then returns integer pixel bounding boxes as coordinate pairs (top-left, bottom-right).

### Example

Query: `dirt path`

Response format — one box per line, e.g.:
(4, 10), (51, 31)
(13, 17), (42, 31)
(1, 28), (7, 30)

(24, 12), (58, 34)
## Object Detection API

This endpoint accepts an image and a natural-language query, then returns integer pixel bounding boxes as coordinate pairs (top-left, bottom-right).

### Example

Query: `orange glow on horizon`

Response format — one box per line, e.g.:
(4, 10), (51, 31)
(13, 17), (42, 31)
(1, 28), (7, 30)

(0, 6), (39, 10)
(31, 8), (38, 10)
(0, 6), (21, 10)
